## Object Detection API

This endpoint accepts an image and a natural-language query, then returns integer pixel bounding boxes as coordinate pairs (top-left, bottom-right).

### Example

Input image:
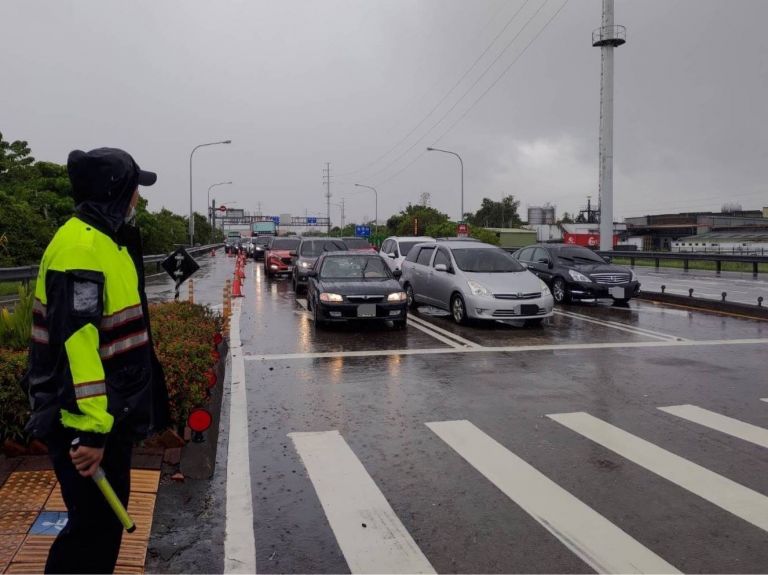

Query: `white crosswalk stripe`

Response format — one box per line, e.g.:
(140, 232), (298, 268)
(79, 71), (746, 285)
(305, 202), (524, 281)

(659, 404), (768, 449)
(289, 430), (436, 574)
(426, 420), (680, 574)
(548, 411), (768, 533)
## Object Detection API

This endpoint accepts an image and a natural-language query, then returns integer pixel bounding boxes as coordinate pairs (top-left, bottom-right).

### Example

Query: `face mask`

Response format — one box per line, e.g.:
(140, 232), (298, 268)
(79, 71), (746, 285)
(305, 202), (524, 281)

(124, 205), (137, 225)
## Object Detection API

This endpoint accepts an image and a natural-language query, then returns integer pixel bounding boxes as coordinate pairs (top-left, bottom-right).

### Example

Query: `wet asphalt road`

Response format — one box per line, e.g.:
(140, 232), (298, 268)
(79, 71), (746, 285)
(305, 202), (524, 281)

(149, 252), (768, 574)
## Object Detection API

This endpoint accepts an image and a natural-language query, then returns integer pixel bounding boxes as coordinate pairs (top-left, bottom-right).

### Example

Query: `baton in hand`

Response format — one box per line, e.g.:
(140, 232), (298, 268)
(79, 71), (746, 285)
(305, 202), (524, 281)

(71, 439), (136, 533)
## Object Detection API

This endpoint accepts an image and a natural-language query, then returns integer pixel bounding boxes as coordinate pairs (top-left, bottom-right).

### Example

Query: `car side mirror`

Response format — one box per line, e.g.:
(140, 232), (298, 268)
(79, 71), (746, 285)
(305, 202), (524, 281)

(306, 270), (317, 278)
(392, 269), (402, 279)
(289, 251), (297, 257)
(434, 264), (448, 272)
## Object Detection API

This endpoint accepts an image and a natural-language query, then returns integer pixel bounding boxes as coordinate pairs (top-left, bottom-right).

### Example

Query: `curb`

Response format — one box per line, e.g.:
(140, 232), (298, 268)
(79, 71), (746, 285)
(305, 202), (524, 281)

(637, 291), (768, 320)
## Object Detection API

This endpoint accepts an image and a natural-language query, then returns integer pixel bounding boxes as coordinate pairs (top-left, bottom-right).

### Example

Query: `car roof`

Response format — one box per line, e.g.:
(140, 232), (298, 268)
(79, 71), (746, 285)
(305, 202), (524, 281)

(321, 251), (379, 257)
(385, 236), (435, 242)
(434, 239), (497, 249)
(299, 236), (345, 241)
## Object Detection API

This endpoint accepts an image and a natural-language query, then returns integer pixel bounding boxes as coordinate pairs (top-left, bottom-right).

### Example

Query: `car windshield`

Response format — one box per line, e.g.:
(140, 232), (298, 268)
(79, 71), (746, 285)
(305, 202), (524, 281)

(255, 238), (270, 246)
(320, 256), (391, 279)
(451, 248), (525, 273)
(398, 241), (423, 256)
(271, 238), (300, 250)
(300, 239), (348, 257)
(343, 238), (371, 249)
(555, 247), (605, 263)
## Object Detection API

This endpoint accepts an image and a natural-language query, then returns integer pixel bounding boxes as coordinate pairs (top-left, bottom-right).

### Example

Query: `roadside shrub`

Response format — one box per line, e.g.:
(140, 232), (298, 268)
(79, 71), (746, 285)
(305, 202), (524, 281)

(0, 349), (30, 442)
(150, 301), (223, 429)
(0, 284), (34, 350)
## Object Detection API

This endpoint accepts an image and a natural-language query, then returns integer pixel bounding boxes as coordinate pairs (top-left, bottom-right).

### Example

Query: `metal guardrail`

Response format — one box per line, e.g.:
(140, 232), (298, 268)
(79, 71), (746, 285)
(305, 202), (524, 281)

(597, 250), (768, 277)
(0, 244), (224, 284)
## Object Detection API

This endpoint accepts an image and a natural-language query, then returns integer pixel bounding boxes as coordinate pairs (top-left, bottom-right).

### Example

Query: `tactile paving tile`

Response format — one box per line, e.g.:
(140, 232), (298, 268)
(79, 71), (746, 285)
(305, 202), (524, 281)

(0, 510), (38, 535)
(0, 534), (25, 567)
(115, 537), (147, 568)
(0, 472), (56, 512)
(43, 485), (66, 512)
(10, 535), (54, 564)
(129, 469), (160, 494)
(124, 492), (156, 540)
(4, 561), (46, 574)
(114, 564), (144, 574)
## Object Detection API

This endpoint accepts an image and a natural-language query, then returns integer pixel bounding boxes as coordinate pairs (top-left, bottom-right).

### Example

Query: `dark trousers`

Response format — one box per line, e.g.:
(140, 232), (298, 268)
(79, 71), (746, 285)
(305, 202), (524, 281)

(44, 426), (133, 574)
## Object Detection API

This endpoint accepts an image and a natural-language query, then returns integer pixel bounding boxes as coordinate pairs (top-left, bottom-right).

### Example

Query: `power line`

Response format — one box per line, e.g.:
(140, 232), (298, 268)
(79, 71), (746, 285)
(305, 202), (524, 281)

(363, 0), (553, 184)
(336, 0), (531, 179)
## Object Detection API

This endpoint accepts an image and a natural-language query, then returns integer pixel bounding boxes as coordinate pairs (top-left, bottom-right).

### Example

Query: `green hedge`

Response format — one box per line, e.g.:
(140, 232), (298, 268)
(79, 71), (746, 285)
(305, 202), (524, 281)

(0, 300), (223, 444)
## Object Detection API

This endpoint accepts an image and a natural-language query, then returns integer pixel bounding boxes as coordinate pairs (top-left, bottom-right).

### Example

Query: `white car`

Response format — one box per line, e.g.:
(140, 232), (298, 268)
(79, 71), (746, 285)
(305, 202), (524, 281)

(380, 236), (435, 272)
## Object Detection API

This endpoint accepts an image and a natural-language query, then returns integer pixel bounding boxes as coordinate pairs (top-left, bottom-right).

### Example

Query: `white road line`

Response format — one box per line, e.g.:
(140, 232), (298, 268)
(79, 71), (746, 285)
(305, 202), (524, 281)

(554, 309), (684, 341)
(762, 398), (768, 403)
(289, 430), (435, 575)
(659, 404), (768, 449)
(296, 298), (308, 309)
(406, 319), (462, 348)
(242, 337), (768, 362)
(224, 299), (257, 574)
(548, 412), (768, 533)
(426, 420), (679, 574)
(408, 313), (482, 348)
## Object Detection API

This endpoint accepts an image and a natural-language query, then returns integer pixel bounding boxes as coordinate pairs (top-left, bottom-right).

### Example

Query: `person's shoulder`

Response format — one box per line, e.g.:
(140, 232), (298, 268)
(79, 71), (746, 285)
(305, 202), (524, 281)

(45, 218), (103, 270)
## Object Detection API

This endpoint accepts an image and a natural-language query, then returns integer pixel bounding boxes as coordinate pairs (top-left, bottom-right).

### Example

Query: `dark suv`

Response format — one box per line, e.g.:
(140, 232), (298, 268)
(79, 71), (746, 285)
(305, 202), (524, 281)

(513, 244), (640, 304)
(291, 237), (348, 293)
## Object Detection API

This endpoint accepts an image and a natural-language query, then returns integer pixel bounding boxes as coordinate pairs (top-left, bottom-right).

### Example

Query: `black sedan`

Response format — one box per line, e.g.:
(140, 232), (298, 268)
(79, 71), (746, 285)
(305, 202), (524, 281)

(513, 244), (640, 304)
(306, 253), (407, 328)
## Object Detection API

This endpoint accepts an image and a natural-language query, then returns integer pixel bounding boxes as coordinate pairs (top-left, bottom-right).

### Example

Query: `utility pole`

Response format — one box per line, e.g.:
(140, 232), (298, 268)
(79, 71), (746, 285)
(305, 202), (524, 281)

(323, 162), (332, 234)
(593, 0), (626, 251)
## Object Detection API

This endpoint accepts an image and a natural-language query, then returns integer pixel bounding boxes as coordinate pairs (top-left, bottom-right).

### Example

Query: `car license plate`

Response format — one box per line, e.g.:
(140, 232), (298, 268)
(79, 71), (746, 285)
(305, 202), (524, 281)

(520, 304), (539, 316)
(609, 287), (626, 299)
(357, 304), (377, 318)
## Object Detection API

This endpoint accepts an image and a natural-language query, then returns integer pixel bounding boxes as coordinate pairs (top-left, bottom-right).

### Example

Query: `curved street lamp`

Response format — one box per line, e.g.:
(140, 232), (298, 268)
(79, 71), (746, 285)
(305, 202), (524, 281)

(207, 181), (233, 226)
(189, 140), (231, 245)
(427, 146), (464, 222)
(354, 183), (378, 232)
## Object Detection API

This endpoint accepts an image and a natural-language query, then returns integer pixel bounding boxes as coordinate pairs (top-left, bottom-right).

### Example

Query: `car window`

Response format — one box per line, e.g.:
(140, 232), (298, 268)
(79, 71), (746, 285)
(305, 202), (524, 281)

(320, 256), (391, 279)
(433, 249), (451, 269)
(516, 247), (533, 261)
(554, 246), (606, 263)
(380, 240), (390, 254)
(300, 239), (348, 257)
(416, 246), (436, 266)
(532, 248), (550, 263)
(399, 241), (423, 257)
(271, 238), (300, 250)
(451, 248), (525, 273)
(343, 238), (370, 249)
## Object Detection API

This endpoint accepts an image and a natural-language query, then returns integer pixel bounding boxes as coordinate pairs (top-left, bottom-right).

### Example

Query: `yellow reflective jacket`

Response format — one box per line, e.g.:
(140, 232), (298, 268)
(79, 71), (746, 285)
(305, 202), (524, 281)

(23, 216), (166, 447)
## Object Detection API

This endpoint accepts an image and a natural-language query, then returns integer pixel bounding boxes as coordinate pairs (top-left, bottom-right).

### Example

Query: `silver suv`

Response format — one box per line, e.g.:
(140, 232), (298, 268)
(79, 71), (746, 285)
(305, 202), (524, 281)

(400, 240), (554, 325)
(380, 236), (435, 272)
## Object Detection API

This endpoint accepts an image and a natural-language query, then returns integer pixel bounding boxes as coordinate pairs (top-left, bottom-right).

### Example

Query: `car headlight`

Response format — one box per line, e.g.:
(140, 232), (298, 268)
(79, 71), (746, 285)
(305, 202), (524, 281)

(540, 280), (551, 296)
(300, 261), (310, 268)
(387, 291), (407, 302)
(467, 280), (492, 297)
(568, 269), (591, 282)
(630, 269), (637, 281)
(319, 293), (343, 303)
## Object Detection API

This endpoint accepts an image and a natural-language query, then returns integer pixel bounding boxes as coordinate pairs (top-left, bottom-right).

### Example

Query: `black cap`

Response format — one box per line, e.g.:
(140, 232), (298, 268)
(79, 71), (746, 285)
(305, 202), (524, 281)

(67, 147), (156, 205)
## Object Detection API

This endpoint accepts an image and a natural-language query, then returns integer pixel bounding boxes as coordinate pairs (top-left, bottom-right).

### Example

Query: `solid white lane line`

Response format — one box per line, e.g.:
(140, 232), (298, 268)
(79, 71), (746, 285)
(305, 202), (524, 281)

(427, 420), (679, 574)
(659, 404), (768, 449)
(289, 430), (435, 575)
(408, 313), (482, 348)
(225, 299), (257, 574)
(243, 337), (768, 362)
(548, 412), (768, 533)
(554, 310), (683, 341)
(762, 398), (768, 403)
(406, 319), (462, 348)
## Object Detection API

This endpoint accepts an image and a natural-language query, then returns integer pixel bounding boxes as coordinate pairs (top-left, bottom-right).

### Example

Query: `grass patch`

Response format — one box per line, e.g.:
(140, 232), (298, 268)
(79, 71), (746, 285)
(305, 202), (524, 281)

(0, 281), (36, 297)
(612, 257), (768, 274)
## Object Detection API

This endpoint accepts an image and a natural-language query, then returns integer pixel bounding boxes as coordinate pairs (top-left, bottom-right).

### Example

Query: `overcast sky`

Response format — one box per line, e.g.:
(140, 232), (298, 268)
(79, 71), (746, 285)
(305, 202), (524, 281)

(3, 0), (767, 226)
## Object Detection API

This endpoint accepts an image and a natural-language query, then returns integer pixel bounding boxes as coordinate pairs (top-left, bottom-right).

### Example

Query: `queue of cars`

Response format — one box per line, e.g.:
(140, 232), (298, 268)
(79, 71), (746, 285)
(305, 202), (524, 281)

(247, 234), (640, 329)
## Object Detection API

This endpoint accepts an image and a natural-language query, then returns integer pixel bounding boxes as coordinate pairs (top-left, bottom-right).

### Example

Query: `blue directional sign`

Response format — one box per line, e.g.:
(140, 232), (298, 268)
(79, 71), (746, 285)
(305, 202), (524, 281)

(355, 225), (371, 238)
(272, 216), (280, 225)
(307, 216), (317, 225)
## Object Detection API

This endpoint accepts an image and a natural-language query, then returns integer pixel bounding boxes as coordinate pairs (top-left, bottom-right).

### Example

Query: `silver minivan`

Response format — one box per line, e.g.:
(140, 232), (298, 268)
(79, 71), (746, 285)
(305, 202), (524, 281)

(400, 240), (554, 325)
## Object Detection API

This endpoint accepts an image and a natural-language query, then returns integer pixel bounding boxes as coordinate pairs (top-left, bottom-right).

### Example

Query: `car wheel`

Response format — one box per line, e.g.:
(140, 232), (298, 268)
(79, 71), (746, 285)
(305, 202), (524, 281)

(313, 298), (325, 328)
(451, 293), (468, 325)
(524, 318), (544, 327)
(552, 277), (569, 304)
(405, 284), (418, 310)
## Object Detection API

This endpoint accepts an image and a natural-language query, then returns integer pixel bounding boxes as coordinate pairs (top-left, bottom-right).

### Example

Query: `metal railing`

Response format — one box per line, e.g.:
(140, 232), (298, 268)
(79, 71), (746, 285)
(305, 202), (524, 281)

(597, 250), (768, 277)
(0, 244), (224, 284)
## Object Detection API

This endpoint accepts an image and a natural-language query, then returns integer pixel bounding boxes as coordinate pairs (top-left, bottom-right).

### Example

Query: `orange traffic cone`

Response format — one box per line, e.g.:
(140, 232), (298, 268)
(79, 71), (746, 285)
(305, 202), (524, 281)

(232, 275), (243, 297)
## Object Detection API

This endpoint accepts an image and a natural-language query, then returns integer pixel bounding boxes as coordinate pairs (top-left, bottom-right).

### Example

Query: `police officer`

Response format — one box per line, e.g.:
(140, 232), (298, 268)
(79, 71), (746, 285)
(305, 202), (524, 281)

(22, 148), (169, 574)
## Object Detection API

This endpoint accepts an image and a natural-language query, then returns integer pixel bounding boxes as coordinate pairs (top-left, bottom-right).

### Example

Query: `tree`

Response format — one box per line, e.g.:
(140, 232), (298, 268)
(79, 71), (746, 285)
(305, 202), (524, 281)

(386, 204), (451, 236)
(464, 195), (521, 228)
(559, 211), (574, 224)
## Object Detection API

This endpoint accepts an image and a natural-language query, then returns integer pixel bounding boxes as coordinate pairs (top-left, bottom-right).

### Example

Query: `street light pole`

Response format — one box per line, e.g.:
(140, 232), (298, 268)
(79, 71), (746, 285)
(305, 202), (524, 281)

(427, 146), (464, 222)
(354, 184), (378, 233)
(207, 181), (233, 227)
(189, 140), (231, 246)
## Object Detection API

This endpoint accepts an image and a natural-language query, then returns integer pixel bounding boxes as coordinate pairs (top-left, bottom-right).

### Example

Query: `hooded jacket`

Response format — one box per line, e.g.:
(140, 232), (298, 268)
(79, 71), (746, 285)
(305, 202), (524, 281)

(22, 152), (169, 447)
